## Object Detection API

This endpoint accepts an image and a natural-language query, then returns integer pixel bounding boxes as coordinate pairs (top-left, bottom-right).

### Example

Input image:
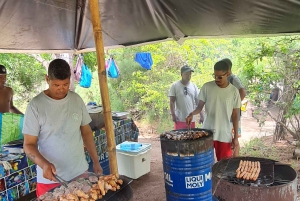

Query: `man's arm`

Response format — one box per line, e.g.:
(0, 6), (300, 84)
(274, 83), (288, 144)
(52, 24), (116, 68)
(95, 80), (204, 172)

(199, 110), (205, 124)
(193, 100), (205, 116)
(231, 108), (240, 157)
(231, 108), (239, 139)
(239, 88), (246, 101)
(186, 100), (205, 124)
(195, 87), (205, 124)
(23, 134), (56, 181)
(81, 124), (103, 174)
(170, 96), (178, 122)
(232, 76), (246, 101)
(9, 92), (23, 114)
(196, 98), (205, 123)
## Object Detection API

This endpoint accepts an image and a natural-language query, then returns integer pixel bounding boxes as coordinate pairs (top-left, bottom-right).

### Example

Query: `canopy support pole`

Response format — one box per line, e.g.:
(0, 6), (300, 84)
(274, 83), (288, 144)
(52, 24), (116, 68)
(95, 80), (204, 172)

(88, 0), (118, 176)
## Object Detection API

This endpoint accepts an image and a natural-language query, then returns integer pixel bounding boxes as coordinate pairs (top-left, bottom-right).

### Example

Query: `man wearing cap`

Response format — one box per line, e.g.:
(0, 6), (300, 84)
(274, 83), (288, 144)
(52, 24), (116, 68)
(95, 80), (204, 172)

(0, 65), (23, 114)
(168, 65), (200, 129)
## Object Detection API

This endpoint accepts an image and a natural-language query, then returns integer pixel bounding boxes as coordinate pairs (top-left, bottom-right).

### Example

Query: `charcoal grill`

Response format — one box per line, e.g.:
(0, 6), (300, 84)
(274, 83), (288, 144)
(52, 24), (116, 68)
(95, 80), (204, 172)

(216, 157), (275, 186)
(212, 157), (297, 201)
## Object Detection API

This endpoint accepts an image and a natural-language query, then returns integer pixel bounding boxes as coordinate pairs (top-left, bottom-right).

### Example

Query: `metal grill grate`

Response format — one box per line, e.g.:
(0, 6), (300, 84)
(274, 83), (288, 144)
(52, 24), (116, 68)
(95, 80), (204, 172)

(214, 157), (275, 187)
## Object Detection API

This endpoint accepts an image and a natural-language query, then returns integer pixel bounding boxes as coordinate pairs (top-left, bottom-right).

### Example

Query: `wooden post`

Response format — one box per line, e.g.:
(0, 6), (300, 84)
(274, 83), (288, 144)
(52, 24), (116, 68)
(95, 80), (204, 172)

(88, 0), (118, 175)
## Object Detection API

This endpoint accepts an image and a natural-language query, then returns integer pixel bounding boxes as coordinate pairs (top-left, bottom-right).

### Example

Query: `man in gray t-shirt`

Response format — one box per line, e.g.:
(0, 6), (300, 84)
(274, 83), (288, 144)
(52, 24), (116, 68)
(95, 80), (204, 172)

(222, 58), (246, 100)
(222, 58), (246, 137)
(22, 59), (102, 197)
(168, 65), (202, 130)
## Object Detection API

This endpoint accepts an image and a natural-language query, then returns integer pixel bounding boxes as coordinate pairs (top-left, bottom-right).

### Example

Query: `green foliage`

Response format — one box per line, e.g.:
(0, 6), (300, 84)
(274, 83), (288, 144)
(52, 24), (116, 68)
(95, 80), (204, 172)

(86, 39), (243, 122)
(75, 72), (125, 111)
(3, 36), (300, 133)
(0, 54), (46, 112)
(286, 96), (300, 118)
(82, 52), (98, 72)
(240, 137), (279, 160)
(238, 36), (300, 138)
(145, 112), (174, 134)
(75, 72), (102, 105)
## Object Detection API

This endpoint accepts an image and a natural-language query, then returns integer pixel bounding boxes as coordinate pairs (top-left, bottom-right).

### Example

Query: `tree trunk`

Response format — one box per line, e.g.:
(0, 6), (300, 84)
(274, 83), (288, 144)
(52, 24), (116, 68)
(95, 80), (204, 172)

(273, 108), (287, 141)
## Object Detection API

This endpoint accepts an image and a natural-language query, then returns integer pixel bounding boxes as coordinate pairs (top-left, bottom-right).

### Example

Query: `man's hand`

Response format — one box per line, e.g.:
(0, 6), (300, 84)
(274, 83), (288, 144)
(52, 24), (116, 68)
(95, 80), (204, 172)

(232, 138), (240, 157)
(172, 114), (179, 123)
(199, 113), (204, 124)
(42, 161), (57, 182)
(186, 113), (193, 126)
(93, 161), (103, 175)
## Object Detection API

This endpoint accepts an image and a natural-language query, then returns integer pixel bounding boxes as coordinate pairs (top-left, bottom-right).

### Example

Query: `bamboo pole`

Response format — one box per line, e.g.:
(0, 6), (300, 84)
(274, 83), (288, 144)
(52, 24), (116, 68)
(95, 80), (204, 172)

(88, 0), (118, 175)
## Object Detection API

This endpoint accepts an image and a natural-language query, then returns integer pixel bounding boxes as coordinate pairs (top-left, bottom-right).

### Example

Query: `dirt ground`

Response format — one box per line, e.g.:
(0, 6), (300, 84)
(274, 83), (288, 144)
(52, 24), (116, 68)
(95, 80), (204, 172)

(130, 106), (300, 200)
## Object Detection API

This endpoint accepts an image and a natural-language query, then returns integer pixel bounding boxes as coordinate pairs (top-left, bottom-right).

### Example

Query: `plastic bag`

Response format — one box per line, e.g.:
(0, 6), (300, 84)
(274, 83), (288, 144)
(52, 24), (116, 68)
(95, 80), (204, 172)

(106, 58), (120, 78)
(79, 63), (92, 88)
(74, 55), (83, 82)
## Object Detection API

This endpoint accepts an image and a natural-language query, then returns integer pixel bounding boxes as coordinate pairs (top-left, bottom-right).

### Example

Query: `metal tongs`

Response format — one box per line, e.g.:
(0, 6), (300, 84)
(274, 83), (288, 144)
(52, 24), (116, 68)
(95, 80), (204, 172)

(187, 124), (191, 135)
(54, 175), (68, 188)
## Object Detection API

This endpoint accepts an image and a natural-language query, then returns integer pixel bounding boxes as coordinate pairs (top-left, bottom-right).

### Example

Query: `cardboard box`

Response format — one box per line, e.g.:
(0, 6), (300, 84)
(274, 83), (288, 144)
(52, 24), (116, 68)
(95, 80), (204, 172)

(116, 142), (151, 179)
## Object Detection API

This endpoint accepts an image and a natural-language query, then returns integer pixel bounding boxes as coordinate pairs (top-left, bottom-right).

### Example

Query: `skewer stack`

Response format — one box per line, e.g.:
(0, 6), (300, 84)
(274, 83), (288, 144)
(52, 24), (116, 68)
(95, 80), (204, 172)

(161, 130), (209, 140)
(236, 160), (261, 181)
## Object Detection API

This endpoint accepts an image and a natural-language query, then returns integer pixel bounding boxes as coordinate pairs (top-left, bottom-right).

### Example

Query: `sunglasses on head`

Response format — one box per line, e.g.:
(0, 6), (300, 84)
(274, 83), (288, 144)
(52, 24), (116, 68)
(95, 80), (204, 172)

(184, 87), (188, 95)
(212, 72), (228, 80)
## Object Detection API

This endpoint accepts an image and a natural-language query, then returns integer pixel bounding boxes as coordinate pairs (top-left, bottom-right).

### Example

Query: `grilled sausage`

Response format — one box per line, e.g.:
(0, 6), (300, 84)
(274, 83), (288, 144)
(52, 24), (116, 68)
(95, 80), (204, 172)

(239, 160), (244, 167)
(253, 168), (260, 181)
(250, 168), (257, 180)
(239, 171), (247, 178)
(236, 170), (241, 178)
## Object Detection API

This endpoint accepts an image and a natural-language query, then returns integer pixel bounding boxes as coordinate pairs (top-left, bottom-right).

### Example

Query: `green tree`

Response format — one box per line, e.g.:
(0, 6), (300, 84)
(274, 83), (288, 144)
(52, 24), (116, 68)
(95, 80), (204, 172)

(238, 36), (300, 141)
(0, 54), (46, 112)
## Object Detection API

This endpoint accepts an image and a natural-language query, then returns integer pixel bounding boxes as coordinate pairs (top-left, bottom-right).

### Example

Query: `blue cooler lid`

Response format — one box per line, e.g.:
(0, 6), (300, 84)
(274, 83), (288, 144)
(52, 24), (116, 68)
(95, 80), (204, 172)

(116, 141), (151, 155)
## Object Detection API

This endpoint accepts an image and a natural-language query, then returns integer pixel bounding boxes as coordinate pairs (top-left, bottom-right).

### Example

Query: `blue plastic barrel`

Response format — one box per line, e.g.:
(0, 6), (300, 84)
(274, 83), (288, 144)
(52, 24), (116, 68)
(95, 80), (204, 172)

(160, 129), (214, 201)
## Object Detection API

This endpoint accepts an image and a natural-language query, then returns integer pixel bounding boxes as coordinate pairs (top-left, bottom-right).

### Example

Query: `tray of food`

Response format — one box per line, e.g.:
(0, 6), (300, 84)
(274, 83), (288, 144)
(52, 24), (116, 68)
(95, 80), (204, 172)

(39, 173), (128, 201)
(160, 128), (212, 140)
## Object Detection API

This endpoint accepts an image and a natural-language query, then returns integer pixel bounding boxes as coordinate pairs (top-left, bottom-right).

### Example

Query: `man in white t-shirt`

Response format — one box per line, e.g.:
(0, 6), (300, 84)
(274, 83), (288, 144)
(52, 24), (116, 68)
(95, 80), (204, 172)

(222, 58), (246, 137)
(23, 59), (103, 197)
(168, 65), (199, 130)
(186, 60), (241, 161)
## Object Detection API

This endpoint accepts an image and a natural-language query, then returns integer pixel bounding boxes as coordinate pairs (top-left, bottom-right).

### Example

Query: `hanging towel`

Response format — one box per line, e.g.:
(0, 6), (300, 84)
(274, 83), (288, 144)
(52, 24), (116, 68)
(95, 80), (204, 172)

(74, 55), (83, 82)
(134, 52), (153, 70)
(106, 57), (120, 78)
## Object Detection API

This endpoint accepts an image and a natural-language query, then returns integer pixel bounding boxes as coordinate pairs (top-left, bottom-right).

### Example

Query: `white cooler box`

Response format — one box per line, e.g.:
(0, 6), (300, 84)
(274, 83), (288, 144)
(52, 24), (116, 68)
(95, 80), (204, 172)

(116, 141), (151, 179)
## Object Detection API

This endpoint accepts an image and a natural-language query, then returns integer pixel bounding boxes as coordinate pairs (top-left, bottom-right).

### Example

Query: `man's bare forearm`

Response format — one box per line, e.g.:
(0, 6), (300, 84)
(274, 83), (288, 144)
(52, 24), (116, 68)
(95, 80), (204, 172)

(232, 109), (239, 139)
(24, 144), (49, 167)
(170, 101), (176, 115)
(239, 88), (246, 101)
(190, 101), (205, 116)
(82, 133), (99, 163)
